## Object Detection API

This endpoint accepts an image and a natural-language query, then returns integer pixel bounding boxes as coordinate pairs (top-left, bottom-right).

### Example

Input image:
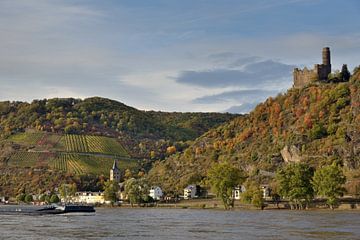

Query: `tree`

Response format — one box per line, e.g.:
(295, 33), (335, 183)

(16, 194), (26, 203)
(124, 178), (150, 206)
(309, 123), (327, 140)
(166, 146), (177, 155)
(40, 194), (47, 202)
(340, 64), (351, 82)
(124, 169), (133, 180)
(24, 194), (33, 203)
(103, 180), (119, 203)
(207, 162), (246, 210)
(312, 164), (346, 209)
(50, 194), (60, 203)
(59, 183), (77, 202)
(241, 180), (265, 209)
(276, 163), (314, 209)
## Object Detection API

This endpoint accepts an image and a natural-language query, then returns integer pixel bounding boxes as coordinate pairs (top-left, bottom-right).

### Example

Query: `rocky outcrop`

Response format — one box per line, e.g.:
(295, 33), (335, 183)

(281, 145), (302, 163)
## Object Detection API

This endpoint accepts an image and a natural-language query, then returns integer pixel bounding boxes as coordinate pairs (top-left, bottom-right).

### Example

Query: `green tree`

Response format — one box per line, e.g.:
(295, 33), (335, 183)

(207, 162), (246, 210)
(124, 178), (150, 206)
(276, 163), (314, 209)
(241, 180), (265, 209)
(312, 164), (346, 209)
(340, 64), (351, 82)
(309, 123), (327, 140)
(16, 194), (26, 203)
(50, 194), (60, 203)
(24, 194), (33, 203)
(39, 194), (47, 202)
(103, 180), (119, 203)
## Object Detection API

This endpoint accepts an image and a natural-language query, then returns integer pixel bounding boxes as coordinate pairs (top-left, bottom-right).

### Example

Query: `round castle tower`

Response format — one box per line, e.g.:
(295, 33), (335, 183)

(322, 47), (331, 66)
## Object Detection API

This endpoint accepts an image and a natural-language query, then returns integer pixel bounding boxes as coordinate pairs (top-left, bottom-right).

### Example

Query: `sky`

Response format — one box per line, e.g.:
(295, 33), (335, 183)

(0, 0), (360, 113)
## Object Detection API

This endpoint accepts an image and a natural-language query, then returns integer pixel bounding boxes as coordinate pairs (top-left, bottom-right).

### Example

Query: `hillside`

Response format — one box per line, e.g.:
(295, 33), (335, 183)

(148, 69), (360, 193)
(0, 97), (236, 196)
(0, 97), (236, 159)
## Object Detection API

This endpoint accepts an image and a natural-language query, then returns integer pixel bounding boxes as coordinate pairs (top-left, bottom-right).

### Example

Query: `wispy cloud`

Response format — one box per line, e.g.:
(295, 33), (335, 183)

(175, 60), (294, 89)
(193, 89), (278, 104)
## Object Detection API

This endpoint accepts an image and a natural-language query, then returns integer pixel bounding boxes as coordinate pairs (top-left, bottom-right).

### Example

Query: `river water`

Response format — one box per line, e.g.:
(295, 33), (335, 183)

(0, 208), (359, 240)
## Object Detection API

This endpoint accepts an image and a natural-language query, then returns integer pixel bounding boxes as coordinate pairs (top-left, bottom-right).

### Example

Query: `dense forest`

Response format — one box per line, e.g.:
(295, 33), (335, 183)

(148, 67), (360, 194)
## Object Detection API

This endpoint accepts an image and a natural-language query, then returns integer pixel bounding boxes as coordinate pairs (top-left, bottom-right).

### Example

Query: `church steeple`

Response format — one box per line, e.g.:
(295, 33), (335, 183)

(112, 159), (119, 170)
(110, 159), (121, 183)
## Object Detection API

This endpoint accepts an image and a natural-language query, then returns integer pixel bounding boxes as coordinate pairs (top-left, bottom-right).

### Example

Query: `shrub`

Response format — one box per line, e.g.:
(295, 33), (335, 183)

(309, 123), (327, 140)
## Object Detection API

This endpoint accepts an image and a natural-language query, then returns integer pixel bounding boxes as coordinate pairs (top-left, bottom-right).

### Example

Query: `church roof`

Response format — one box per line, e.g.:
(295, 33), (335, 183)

(112, 159), (119, 170)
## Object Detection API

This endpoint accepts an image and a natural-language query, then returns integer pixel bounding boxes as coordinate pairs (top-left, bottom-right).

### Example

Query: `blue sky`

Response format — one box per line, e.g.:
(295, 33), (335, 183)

(0, 0), (359, 113)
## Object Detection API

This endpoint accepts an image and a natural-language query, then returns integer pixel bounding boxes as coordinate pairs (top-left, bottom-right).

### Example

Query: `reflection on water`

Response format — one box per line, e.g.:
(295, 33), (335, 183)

(0, 208), (359, 240)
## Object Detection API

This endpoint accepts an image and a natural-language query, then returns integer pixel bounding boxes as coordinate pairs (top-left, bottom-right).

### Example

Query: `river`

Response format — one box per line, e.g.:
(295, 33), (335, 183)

(0, 208), (359, 239)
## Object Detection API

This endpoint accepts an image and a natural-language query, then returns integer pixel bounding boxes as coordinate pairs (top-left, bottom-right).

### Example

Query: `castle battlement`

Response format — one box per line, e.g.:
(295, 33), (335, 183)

(293, 47), (331, 88)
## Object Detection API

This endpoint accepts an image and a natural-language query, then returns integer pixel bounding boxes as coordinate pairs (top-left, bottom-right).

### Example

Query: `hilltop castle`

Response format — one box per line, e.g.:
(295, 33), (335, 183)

(293, 47), (331, 88)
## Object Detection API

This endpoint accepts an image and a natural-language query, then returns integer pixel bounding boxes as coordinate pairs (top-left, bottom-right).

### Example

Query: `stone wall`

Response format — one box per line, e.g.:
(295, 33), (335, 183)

(293, 67), (318, 88)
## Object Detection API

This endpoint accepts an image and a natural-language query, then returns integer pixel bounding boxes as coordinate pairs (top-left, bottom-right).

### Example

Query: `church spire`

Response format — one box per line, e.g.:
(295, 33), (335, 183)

(112, 159), (119, 170)
(110, 159), (121, 183)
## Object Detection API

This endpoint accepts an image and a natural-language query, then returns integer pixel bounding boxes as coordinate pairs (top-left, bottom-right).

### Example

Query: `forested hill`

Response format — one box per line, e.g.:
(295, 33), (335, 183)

(0, 97), (237, 158)
(148, 68), (360, 193)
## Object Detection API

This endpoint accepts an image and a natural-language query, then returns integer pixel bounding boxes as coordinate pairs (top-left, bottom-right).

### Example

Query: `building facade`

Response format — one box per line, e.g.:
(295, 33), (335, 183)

(149, 186), (163, 201)
(73, 192), (105, 204)
(184, 185), (198, 199)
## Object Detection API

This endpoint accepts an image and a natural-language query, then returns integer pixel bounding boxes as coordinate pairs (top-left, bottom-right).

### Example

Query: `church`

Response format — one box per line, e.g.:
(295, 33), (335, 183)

(110, 159), (121, 183)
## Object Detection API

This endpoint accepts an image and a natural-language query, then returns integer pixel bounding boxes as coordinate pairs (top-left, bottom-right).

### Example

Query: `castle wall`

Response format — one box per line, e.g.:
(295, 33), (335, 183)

(293, 67), (317, 88)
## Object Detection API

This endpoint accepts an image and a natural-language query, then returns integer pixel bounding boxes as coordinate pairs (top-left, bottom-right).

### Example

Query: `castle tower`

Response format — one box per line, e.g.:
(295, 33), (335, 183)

(110, 159), (121, 183)
(321, 47), (331, 79)
(322, 47), (331, 66)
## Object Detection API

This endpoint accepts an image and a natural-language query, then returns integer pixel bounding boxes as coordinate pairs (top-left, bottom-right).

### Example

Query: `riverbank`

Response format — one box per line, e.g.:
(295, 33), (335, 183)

(103, 198), (360, 211)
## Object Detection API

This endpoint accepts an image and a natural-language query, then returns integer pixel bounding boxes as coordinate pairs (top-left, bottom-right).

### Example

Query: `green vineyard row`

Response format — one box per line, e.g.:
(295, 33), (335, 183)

(8, 151), (137, 175)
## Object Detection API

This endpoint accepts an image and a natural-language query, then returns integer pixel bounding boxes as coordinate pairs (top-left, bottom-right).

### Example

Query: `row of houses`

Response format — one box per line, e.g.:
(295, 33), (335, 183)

(61, 186), (164, 205)
(49, 161), (272, 205)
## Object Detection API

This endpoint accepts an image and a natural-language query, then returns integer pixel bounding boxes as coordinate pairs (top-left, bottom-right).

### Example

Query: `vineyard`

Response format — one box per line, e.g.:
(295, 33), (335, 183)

(8, 152), (55, 167)
(50, 154), (137, 175)
(5, 132), (137, 176)
(7, 132), (45, 145)
(57, 134), (129, 156)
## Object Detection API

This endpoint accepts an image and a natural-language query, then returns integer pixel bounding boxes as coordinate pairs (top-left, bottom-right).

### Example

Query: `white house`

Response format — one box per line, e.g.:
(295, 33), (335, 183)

(233, 185), (246, 200)
(260, 185), (271, 199)
(71, 192), (105, 204)
(184, 185), (198, 199)
(149, 186), (163, 201)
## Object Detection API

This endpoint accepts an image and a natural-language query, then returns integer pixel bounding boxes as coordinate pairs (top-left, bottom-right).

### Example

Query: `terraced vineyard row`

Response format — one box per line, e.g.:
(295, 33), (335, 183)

(50, 154), (137, 175)
(51, 154), (67, 172)
(63, 135), (89, 152)
(51, 154), (84, 174)
(58, 134), (128, 156)
(7, 132), (45, 145)
(85, 135), (129, 156)
(8, 152), (54, 167)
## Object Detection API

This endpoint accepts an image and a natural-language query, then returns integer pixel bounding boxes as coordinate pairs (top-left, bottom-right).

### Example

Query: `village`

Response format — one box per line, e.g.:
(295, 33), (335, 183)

(0, 159), (273, 209)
